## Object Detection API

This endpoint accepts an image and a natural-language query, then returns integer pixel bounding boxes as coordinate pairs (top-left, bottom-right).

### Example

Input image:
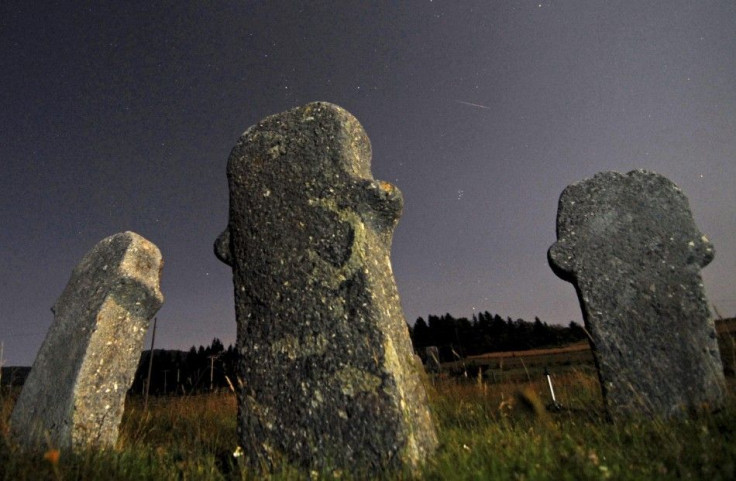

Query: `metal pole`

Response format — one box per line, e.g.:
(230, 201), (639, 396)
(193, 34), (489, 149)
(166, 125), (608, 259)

(144, 317), (157, 411)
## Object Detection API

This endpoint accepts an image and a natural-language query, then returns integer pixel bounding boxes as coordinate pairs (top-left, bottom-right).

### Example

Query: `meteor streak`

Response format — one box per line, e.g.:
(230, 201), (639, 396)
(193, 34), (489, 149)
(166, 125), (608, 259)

(456, 100), (491, 110)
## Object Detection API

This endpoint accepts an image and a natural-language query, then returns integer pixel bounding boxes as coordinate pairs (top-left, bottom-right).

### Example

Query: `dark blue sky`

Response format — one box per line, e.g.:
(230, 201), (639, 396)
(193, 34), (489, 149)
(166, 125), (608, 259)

(2, 1), (735, 366)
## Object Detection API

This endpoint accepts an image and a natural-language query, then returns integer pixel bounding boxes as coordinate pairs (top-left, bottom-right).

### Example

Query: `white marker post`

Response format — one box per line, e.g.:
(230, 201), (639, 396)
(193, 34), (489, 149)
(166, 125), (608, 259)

(544, 366), (562, 411)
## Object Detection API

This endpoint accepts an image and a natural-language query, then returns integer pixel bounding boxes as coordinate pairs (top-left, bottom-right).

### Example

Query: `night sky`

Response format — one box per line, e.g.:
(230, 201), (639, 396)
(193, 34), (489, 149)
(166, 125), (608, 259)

(2, 1), (735, 366)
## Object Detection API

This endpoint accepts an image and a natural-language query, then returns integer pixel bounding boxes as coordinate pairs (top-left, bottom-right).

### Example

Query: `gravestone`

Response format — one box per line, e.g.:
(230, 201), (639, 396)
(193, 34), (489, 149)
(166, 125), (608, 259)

(10, 231), (163, 449)
(425, 346), (441, 373)
(548, 170), (725, 418)
(215, 102), (437, 475)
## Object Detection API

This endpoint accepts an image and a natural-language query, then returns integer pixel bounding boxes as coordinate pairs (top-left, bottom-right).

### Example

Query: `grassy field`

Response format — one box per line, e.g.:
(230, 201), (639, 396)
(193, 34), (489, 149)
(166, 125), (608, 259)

(440, 341), (597, 383)
(441, 319), (736, 382)
(1, 366), (735, 480)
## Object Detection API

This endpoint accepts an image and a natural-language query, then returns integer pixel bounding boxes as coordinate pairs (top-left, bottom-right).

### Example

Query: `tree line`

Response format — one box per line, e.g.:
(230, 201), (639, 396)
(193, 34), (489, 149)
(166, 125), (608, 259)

(127, 312), (588, 395)
(129, 338), (237, 395)
(409, 311), (587, 363)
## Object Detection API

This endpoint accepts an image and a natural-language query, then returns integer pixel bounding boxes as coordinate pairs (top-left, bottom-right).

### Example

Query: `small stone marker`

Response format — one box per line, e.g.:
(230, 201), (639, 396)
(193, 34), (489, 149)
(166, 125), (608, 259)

(215, 102), (438, 475)
(11, 231), (163, 449)
(425, 346), (441, 373)
(548, 170), (725, 418)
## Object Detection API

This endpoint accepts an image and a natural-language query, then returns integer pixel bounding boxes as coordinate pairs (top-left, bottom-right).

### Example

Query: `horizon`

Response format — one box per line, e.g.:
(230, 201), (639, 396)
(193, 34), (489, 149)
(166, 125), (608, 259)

(2, 1), (735, 365)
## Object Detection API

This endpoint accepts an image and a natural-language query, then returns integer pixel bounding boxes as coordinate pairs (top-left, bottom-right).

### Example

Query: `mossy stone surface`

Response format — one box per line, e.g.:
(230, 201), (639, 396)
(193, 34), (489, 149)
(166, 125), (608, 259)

(216, 102), (437, 475)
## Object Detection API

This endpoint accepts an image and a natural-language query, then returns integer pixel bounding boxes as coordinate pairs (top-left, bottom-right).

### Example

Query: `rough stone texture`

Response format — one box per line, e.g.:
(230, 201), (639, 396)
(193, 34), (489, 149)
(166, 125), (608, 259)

(215, 102), (438, 475)
(548, 170), (725, 419)
(10, 231), (163, 449)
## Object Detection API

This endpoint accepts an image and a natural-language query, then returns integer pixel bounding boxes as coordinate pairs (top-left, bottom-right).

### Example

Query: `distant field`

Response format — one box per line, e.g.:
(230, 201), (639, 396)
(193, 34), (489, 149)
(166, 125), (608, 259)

(440, 317), (736, 382)
(440, 340), (596, 384)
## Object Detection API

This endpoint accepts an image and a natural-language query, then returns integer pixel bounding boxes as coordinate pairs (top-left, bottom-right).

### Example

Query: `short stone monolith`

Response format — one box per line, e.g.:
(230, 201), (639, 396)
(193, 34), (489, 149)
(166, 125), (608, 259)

(10, 231), (163, 449)
(548, 170), (725, 419)
(425, 346), (441, 373)
(215, 102), (438, 475)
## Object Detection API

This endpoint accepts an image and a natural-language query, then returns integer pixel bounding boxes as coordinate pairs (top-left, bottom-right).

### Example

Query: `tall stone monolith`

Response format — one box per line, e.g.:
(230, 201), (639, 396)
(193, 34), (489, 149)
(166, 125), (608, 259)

(215, 102), (438, 475)
(10, 231), (163, 449)
(548, 170), (725, 419)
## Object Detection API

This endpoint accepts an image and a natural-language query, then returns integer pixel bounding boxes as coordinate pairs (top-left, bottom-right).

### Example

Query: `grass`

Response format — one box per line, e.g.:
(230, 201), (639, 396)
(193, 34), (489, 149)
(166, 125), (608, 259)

(426, 372), (736, 481)
(1, 370), (735, 480)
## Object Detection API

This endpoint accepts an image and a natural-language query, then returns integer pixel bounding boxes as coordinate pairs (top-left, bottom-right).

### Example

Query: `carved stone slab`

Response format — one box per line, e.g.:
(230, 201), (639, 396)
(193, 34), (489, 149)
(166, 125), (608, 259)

(216, 102), (437, 475)
(549, 170), (725, 418)
(11, 231), (163, 449)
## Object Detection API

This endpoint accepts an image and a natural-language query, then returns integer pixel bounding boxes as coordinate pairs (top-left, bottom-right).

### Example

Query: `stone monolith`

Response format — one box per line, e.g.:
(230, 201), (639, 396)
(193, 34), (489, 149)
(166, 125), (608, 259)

(548, 170), (725, 418)
(425, 346), (441, 373)
(10, 231), (163, 449)
(215, 102), (438, 475)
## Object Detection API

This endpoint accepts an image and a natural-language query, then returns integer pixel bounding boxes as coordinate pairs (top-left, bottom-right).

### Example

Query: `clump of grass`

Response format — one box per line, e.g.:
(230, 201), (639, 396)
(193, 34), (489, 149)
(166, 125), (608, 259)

(1, 391), (238, 481)
(121, 392), (237, 450)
